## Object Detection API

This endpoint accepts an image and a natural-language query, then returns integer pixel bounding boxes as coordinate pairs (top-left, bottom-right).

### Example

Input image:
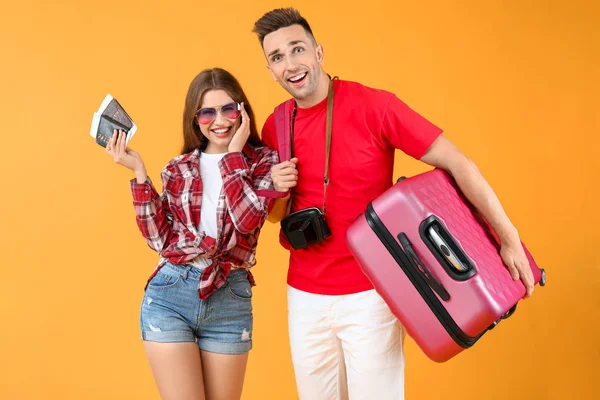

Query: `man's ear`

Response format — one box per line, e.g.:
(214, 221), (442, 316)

(316, 44), (324, 65)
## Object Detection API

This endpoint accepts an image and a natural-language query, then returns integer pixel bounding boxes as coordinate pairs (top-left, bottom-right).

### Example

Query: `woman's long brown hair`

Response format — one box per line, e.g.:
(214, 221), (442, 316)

(182, 68), (263, 154)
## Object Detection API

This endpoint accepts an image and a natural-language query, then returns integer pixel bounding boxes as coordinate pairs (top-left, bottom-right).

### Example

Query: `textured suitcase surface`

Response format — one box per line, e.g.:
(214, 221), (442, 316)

(346, 169), (545, 362)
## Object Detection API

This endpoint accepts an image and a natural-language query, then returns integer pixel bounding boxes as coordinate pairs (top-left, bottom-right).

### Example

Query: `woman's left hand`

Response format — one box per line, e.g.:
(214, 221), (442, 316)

(228, 102), (250, 153)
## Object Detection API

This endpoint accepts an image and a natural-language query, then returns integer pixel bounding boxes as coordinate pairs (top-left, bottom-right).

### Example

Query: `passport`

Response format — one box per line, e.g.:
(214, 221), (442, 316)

(89, 94), (137, 148)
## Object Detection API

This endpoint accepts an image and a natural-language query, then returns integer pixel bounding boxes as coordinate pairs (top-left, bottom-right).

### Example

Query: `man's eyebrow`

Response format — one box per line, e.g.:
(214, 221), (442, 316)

(268, 48), (281, 58)
(268, 40), (307, 58)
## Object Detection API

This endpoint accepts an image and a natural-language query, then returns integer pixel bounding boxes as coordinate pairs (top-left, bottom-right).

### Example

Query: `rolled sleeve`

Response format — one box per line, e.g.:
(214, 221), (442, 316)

(219, 152), (250, 177)
(130, 177), (156, 203)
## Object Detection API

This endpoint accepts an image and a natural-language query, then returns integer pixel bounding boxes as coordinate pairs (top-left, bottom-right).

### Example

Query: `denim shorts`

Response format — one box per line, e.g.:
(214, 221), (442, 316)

(140, 262), (253, 354)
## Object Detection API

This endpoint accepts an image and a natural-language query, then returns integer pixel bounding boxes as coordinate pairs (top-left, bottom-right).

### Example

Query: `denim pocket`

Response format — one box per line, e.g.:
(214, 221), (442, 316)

(147, 270), (181, 290)
(227, 278), (252, 301)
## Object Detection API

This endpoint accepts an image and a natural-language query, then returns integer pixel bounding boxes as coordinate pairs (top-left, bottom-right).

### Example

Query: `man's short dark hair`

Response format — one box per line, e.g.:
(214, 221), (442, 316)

(252, 8), (315, 46)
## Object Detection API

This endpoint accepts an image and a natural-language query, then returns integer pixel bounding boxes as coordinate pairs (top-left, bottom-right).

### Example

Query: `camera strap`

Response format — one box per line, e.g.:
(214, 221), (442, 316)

(287, 76), (337, 216)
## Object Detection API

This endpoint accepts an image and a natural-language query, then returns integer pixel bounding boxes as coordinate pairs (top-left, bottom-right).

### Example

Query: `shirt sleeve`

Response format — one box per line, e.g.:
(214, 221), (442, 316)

(261, 113), (277, 151)
(379, 94), (443, 159)
(130, 170), (174, 253)
(219, 149), (279, 234)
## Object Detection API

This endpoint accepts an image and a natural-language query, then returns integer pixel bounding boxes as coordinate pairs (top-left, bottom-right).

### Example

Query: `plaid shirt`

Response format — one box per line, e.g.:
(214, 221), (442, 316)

(130, 144), (278, 300)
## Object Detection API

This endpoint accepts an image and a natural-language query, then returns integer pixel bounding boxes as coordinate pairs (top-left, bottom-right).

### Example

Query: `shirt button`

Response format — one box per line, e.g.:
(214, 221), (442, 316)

(184, 172), (191, 178)
(145, 190), (149, 194)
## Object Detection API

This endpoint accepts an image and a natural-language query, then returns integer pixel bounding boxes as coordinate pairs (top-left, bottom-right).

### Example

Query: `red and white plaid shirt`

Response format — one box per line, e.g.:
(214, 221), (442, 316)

(130, 144), (278, 300)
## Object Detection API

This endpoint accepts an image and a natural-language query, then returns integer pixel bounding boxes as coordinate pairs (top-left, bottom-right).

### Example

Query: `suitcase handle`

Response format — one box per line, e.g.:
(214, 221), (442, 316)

(419, 216), (477, 281)
(398, 233), (451, 301)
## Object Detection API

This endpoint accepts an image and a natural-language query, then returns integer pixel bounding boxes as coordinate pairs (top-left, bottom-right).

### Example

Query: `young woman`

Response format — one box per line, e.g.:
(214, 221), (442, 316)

(105, 68), (278, 400)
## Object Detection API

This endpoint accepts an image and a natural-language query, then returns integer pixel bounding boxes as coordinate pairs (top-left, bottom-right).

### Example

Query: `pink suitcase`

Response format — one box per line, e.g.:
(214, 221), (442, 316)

(346, 169), (546, 362)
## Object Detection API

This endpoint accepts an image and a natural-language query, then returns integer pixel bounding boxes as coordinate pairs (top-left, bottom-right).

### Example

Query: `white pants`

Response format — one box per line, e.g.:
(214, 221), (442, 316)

(288, 286), (406, 400)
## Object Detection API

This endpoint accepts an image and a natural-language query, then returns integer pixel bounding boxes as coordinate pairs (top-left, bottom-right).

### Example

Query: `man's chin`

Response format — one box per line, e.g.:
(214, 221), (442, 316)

(286, 85), (310, 100)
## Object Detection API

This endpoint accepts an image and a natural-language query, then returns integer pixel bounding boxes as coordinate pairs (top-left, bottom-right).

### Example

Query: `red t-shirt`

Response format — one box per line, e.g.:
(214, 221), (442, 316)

(261, 80), (442, 295)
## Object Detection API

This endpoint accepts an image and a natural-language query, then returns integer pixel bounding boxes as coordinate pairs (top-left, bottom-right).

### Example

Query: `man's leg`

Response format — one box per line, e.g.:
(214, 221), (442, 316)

(288, 285), (349, 400)
(336, 289), (405, 400)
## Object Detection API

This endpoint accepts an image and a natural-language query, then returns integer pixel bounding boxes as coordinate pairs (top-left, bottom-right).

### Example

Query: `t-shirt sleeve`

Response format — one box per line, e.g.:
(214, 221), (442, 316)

(261, 113), (277, 151)
(379, 94), (443, 159)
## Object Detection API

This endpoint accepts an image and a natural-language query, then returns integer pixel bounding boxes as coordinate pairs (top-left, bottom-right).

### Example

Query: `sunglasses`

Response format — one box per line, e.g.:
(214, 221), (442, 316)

(195, 102), (241, 125)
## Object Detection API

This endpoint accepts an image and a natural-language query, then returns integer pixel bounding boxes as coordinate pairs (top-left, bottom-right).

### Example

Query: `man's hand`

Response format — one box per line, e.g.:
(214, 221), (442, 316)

(500, 239), (535, 298)
(271, 157), (298, 192)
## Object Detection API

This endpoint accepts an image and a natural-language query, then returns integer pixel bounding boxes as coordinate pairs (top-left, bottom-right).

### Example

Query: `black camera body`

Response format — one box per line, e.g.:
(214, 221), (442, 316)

(281, 207), (331, 250)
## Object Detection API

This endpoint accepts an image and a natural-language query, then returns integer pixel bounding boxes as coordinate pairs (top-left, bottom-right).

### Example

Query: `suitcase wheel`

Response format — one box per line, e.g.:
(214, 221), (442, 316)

(502, 305), (517, 319)
(540, 269), (546, 286)
(487, 305), (518, 331)
(396, 176), (407, 183)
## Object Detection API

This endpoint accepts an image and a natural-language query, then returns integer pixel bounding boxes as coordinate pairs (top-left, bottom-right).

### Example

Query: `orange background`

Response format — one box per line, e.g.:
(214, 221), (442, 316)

(1, 0), (598, 399)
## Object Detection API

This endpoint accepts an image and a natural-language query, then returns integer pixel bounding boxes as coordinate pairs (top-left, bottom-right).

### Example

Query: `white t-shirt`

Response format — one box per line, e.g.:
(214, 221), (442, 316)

(190, 152), (226, 270)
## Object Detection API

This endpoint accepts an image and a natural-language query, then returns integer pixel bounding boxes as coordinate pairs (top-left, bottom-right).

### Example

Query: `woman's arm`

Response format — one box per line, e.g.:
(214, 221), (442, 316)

(106, 130), (174, 252)
(220, 149), (278, 234)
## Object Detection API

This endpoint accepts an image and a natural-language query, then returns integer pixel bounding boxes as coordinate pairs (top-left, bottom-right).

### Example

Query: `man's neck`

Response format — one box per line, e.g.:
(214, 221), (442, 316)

(295, 71), (330, 109)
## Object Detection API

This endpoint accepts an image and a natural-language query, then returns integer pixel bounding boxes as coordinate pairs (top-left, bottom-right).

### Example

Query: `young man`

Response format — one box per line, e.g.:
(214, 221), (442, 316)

(253, 8), (534, 400)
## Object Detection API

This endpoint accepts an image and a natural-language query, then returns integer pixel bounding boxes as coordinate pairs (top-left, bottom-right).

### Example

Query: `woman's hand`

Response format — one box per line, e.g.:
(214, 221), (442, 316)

(106, 130), (147, 183)
(228, 103), (251, 153)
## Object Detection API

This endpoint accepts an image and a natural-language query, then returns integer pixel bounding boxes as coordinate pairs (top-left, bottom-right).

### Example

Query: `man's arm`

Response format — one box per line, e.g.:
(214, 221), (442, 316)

(260, 113), (296, 223)
(267, 195), (290, 223)
(420, 135), (535, 298)
(266, 157), (299, 223)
